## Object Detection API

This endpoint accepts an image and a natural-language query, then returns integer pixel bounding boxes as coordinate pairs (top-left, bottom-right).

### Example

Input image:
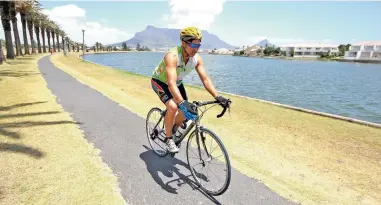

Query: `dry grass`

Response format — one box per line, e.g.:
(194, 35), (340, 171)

(52, 52), (381, 205)
(0, 54), (126, 205)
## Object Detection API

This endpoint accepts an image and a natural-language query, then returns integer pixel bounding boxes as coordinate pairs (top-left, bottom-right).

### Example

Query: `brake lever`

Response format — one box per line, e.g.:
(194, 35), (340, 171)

(217, 99), (232, 118)
(217, 106), (227, 118)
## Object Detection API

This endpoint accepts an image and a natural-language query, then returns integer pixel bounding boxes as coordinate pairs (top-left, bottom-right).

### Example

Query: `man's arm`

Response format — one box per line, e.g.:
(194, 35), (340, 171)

(195, 54), (218, 98)
(165, 52), (184, 105)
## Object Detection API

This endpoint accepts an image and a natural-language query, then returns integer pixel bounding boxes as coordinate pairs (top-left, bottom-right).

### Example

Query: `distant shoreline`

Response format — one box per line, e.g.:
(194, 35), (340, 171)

(81, 50), (381, 65)
(232, 54), (381, 64)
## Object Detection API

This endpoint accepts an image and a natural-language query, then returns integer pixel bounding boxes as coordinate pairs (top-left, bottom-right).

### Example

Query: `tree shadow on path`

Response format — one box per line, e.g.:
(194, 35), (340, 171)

(0, 101), (81, 158)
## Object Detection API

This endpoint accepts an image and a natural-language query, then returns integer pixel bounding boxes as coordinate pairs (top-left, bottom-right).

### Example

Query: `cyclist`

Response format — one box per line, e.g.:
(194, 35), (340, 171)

(150, 26), (230, 153)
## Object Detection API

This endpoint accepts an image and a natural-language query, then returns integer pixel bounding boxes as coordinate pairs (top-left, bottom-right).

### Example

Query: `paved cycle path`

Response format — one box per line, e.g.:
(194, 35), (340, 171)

(38, 55), (298, 205)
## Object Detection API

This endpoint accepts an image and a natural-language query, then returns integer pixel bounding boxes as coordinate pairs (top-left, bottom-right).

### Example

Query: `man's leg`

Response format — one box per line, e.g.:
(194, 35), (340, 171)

(163, 99), (180, 153)
(172, 83), (188, 132)
(173, 110), (185, 133)
(164, 99), (179, 138)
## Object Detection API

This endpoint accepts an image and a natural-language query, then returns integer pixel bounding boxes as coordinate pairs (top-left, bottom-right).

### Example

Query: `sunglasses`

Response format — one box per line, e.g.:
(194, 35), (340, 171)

(187, 42), (201, 49)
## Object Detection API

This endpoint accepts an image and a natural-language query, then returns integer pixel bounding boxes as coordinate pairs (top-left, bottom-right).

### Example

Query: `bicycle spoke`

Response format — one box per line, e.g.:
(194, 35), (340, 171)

(186, 127), (231, 196)
(146, 108), (168, 157)
(213, 154), (224, 159)
(152, 139), (166, 150)
(209, 143), (219, 155)
(191, 147), (198, 157)
(191, 162), (203, 168)
(207, 163), (223, 183)
(188, 156), (201, 159)
(208, 161), (226, 166)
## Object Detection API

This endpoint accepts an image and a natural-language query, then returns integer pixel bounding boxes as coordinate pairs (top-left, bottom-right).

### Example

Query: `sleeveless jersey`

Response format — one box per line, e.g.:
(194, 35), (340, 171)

(152, 46), (198, 86)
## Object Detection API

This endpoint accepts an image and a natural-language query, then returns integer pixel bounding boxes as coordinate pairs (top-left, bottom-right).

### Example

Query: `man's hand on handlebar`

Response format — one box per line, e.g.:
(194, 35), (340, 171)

(215, 95), (232, 118)
(178, 100), (198, 121)
(215, 95), (231, 108)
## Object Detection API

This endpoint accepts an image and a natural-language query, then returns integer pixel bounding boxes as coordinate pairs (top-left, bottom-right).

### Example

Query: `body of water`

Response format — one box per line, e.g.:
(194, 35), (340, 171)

(84, 52), (381, 124)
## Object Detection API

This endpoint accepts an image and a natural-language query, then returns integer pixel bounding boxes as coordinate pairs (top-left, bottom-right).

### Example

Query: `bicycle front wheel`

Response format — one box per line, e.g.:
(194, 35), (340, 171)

(186, 127), (231, 196)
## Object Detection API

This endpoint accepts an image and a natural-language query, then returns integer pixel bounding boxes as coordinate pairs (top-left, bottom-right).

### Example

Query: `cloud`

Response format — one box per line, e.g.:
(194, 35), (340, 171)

(42, 4), (133, 46)
(165, 0), (226, 30)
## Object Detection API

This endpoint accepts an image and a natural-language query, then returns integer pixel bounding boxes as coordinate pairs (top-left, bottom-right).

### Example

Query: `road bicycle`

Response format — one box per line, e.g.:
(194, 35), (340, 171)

(145, 99), (232, 196)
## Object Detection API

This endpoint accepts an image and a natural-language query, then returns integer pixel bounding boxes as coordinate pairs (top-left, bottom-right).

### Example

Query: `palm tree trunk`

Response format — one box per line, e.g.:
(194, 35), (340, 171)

(20, 13), (30, 55)
(41, 28), (46, 53)
(52, 32), (56, 52)
(46, 30), (51, 51)
(1, 2), (15, 59)
(34, 25), (42, 53)
(27, 19), (36, 54)
(61, 36), (65, 52)
(56, 34), (60, 52)
(10, 2), (22, 56)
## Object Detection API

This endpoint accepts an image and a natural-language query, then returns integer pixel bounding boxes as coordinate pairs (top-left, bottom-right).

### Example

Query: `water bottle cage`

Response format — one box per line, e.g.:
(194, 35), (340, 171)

(180, 121), (187, 129)
(173, 119), (189, 139)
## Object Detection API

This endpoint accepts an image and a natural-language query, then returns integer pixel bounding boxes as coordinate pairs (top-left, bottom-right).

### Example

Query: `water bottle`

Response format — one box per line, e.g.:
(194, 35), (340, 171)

(174, 119), (189, 140)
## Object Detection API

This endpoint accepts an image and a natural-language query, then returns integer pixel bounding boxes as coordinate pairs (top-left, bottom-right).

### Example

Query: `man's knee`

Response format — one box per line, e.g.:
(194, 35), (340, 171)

(166, 100), (178, 114)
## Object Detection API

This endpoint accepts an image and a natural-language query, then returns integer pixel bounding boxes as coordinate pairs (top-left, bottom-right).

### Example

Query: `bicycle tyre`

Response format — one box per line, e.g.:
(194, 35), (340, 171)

(186, 127), (231, 196)
(146, 107), (168, 157)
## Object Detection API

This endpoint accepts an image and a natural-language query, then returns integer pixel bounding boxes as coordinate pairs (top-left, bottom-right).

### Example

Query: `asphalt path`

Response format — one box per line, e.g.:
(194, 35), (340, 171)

(38, 55), (298, 205)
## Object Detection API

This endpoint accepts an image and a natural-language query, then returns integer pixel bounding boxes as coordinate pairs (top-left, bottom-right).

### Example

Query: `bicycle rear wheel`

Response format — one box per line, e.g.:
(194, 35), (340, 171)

(186, 127), (231, 196)
(146, 107), (168, 157)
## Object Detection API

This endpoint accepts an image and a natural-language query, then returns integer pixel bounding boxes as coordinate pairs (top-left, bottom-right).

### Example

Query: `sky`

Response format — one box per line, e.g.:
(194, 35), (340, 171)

(1, 0), (380, 48)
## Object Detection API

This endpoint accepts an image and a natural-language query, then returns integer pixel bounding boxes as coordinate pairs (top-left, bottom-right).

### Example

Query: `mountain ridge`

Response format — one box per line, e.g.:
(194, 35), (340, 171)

(107, 25), (237, 50)
(255, 39), (275, 48)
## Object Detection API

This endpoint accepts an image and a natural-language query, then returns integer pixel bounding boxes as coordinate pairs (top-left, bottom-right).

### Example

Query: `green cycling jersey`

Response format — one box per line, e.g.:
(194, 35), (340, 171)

(152, 46), (198, 86)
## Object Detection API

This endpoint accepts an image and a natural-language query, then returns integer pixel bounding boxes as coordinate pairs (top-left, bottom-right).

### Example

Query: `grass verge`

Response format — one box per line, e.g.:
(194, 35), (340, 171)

(0, 54), (126, 205)
(52, 52), (381, 205)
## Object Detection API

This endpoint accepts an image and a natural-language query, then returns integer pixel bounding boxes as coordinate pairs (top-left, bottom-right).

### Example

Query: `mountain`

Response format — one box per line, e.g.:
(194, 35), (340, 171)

(255, 39), (275, 48)
(108, 25), (237, 50)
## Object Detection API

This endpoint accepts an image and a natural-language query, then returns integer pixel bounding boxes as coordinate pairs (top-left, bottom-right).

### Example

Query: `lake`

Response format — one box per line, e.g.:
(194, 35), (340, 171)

(83, 52), (381, 124)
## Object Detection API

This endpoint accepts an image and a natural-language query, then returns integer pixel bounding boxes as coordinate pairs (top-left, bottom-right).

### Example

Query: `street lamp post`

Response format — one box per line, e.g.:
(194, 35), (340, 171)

(82, 29), (85, 58)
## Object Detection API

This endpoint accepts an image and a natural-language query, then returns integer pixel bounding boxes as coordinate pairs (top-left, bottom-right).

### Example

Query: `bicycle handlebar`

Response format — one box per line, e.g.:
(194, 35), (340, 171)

(193, 99), (232, 118)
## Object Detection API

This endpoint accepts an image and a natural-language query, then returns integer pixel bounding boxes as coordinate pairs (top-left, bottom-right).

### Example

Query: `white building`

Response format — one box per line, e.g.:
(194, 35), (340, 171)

(344, 41), (381, 61)
(244, 45), (261, 56)
(280, 43), (339, 58)
(209, 48), (234, 55)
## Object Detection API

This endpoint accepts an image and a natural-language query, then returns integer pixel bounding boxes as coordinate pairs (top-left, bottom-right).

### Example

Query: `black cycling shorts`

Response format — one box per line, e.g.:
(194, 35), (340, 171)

(151, 78), (188, 104)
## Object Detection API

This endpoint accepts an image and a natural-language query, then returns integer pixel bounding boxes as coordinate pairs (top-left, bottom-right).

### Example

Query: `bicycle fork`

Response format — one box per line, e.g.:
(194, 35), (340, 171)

(195, 123), (211, 166)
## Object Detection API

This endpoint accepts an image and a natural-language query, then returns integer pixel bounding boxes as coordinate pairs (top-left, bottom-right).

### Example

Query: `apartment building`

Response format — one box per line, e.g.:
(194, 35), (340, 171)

(280, 43), (339, 58)
(344, 41), (381, 61)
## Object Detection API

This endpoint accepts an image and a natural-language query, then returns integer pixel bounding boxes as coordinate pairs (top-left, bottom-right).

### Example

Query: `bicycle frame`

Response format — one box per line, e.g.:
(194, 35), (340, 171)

(151, 99), (230, 157)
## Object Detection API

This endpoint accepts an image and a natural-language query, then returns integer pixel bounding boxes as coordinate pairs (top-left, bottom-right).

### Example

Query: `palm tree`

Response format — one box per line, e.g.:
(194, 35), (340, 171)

(60, 30), (66, 52)
(50, 21), (56, 52)
(55, 27), (60, 52)
(32, 12), (42, 53)
(16, 0), (34, 55)
(39, 14), (48, 53)
(9, 1), (22, 56)
(26, 11), (36, 53)
(45, 25), (51, 52)
(1, 1), (16, 59)
(46, 20), (55, 52)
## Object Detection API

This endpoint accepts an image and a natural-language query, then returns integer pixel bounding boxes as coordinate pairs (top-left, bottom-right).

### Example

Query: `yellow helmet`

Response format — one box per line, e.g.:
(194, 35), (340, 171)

(180, 27), (202, 42)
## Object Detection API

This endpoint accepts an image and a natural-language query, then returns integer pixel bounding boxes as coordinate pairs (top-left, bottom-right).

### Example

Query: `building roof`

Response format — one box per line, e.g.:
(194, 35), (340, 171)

(352, 40), (381, 46)
(280, 43), (338, 48)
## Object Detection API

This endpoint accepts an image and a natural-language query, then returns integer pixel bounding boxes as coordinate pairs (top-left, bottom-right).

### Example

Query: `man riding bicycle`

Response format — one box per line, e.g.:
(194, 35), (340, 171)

(151, 26), (230, 153)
